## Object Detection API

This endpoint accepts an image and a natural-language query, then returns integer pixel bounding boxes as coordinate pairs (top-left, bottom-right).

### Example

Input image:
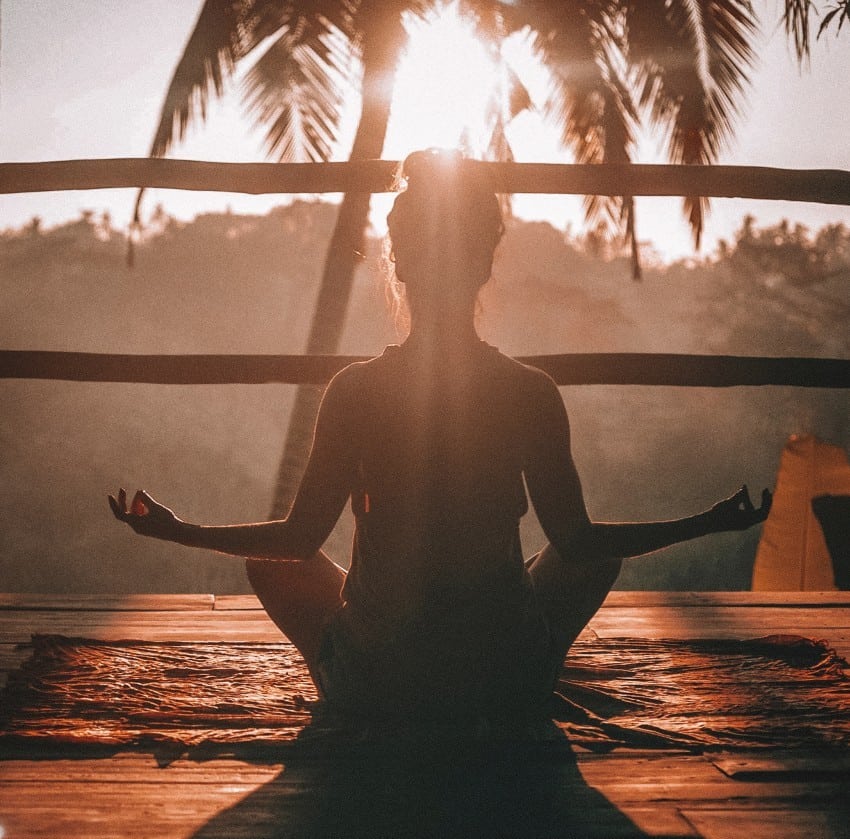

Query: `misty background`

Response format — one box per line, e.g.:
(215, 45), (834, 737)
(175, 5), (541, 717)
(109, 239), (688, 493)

(2, 204), (848, 593)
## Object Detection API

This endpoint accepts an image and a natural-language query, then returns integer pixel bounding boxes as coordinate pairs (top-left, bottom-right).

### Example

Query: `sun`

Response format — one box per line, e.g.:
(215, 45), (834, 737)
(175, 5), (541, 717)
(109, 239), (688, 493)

(383, 5), (501, 160)
(371, 7), (587, 243)
(369, 3), (511, 229)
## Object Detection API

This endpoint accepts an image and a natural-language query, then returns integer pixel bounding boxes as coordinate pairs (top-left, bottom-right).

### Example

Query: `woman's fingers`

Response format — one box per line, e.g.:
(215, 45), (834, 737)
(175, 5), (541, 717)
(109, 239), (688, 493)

(730, 485), (753, 512)
(107, 493), (124, 520)
(131, 490), (150, 516)
(108, 488), (131, 520)
(112, 489), (180, 540)
(109, 487), (154, 523)
(714, 485), (773, 530)
(737, 486), (772, 525)
(139, 490), (158, 512)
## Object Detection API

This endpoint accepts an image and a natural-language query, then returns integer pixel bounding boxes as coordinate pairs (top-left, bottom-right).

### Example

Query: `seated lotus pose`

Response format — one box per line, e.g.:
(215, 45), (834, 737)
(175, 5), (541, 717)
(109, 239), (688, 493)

(111, 150), (771, 720)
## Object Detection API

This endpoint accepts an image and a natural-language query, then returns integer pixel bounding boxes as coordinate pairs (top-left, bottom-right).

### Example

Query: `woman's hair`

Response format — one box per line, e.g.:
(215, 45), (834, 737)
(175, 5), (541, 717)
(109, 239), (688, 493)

(385, 149), (504, 322)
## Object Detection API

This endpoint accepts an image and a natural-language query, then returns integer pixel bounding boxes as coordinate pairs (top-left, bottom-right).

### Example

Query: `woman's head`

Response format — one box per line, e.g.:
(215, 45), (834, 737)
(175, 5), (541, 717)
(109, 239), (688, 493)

(386, 149), (504, 321)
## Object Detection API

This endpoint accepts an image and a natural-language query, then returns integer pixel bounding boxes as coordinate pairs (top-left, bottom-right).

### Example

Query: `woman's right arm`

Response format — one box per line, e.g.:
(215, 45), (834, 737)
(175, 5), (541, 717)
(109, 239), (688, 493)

(109, 367), (359, 561)
(108, 488), (321, 559)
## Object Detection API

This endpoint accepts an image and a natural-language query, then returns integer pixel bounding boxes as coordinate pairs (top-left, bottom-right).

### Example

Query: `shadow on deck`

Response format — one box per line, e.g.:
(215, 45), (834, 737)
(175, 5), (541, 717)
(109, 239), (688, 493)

(189, 729), (650, 838)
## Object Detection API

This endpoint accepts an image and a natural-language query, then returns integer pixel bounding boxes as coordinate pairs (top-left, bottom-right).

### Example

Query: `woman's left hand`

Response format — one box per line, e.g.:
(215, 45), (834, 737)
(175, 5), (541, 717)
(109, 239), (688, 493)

(709, 485), (772, 532)
(108, 488), (182, 542)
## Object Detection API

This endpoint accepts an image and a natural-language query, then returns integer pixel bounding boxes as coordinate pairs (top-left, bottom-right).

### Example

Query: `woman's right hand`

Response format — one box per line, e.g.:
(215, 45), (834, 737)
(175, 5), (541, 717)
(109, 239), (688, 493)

(108, 488), (182, 542)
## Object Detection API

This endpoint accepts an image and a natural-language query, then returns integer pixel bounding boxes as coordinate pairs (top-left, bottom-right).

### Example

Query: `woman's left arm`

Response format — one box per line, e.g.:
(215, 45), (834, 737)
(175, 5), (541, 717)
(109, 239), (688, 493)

(523, 370), (772, 563)
(109, 368), (358, 560)
(586, 485), (772, 560)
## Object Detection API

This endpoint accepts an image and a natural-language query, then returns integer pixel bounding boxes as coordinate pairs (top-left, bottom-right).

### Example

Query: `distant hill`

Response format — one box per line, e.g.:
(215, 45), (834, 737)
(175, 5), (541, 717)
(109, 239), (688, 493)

(2, 204), (847, 592)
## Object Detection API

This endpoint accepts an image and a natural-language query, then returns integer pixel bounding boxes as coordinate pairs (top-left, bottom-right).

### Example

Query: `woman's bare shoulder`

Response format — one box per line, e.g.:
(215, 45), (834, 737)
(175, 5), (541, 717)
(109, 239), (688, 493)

(324, 346), (399, 401)
(490, 348), (559, 395)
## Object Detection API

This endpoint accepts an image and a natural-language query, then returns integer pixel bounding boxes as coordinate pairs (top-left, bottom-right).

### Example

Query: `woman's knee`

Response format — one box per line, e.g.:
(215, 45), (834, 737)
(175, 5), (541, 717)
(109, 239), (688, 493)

(595, 556), (623, 590)
(246, 554), (346, 605)
(531, 544), (621, 589)
(529, 545), (621, 646)
(245, 557), (275, 591)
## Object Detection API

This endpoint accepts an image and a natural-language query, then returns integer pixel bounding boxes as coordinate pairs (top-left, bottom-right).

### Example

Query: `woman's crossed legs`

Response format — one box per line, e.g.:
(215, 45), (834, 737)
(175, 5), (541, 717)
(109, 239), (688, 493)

(246, 546), (621, 694)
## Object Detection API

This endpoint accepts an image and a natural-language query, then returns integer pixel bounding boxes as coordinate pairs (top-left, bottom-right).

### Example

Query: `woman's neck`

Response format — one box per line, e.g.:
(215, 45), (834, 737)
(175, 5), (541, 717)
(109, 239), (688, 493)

(404, 317), (481, 353)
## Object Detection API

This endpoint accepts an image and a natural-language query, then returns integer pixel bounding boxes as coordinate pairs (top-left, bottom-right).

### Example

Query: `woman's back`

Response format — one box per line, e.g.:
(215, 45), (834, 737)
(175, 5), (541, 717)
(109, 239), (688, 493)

(336, 342), (544, 602)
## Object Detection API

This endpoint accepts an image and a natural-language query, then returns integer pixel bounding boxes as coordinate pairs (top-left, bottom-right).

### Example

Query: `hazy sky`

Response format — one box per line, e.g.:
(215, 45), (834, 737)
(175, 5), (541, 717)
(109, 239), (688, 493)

(1, 0), (849, 260)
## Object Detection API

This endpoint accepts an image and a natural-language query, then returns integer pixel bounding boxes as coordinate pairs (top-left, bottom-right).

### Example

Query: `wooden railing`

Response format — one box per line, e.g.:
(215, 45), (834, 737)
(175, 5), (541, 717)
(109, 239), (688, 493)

(1, 351), (848, 388)
(3, 159), (849, 388)
(3, 159), (850, 205)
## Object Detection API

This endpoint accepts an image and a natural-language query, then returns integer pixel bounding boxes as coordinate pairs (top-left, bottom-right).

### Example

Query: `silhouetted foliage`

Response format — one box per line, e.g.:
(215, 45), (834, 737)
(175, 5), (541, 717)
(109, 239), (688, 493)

(698, 218), (850, 358)
(783, 0), (850, 59)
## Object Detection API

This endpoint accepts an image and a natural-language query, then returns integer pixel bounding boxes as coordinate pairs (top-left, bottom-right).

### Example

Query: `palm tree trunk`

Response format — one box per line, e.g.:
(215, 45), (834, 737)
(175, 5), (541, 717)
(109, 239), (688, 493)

(269, 15), (404, 518)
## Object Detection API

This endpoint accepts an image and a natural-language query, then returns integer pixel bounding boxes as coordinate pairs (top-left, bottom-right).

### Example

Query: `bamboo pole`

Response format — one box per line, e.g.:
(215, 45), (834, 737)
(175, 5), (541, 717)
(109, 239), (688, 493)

(2, 159), (850, 204)
(1, 350), (847, 387)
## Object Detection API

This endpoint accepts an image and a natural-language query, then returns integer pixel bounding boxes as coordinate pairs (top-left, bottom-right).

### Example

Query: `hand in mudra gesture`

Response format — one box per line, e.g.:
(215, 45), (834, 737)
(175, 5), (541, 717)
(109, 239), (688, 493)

(108, 488), (181, 541)
(709, 485), (772, 531)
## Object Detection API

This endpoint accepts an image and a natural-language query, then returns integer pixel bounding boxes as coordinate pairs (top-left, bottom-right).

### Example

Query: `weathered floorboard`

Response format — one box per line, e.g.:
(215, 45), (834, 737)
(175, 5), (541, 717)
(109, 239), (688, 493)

(713, 752), (850, 780)
(212, 591), (850, 610)
(603, 591), (850, 608)
(0, 593), (215, 611)
(2, 604), (849, 642)
(681, 809), (850, 839)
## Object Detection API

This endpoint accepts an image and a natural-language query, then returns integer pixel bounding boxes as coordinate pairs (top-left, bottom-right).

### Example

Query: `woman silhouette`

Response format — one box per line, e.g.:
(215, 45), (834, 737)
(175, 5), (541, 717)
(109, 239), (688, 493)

(111, 149), (770, 719)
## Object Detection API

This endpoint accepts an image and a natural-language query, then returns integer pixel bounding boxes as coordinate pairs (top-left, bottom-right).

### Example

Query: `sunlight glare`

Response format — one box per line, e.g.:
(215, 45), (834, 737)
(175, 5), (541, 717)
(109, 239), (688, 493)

(384, 5), (500, 160)
(372, 4), (507, 232)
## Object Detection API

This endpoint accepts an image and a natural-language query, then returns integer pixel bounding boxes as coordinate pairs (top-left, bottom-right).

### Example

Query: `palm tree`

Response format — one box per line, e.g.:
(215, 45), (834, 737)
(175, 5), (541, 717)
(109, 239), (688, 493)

(141, 0), (766, 518)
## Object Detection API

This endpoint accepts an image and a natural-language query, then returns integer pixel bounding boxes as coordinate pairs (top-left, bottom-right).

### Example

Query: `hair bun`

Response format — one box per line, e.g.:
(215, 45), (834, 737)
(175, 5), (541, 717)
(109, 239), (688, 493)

(401, 148), (466, 190)
(387, 148), (505, 290)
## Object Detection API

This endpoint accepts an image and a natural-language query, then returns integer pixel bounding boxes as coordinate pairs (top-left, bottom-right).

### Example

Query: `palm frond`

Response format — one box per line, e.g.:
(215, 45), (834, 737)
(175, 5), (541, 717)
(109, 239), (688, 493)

(147, 0), (289, 159)
(507, 1), (609, 159)
(579, 62), (634, 230)
(132, 0), (265, 232)
(242, 18), (351, 162)
(453, 3), (527, 218)
(627, 0), (756, 247)
(818, 1), (850, 37)
(598, 42), (641, 279)
(518, 3), (640, 267)
(482, 66), (525, 217)
(782, 0), (813, 60)
(457, 0), (506, 41)
(485, 119), (516, 220)
(505, 65), (533, 120)
(133, 0), (360, 231)
(356, 0), (431, 52)
(147, 0), (360, 161)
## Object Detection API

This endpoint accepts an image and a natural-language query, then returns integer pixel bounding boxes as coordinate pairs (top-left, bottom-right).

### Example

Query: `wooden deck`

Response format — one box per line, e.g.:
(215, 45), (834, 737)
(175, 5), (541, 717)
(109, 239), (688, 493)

(2, 591), (849, 838)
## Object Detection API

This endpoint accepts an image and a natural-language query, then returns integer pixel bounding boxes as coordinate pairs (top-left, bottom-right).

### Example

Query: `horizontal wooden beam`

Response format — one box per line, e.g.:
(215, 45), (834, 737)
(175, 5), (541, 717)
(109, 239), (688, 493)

(2, 159), (850, 205)
(1, 350), (847, 387)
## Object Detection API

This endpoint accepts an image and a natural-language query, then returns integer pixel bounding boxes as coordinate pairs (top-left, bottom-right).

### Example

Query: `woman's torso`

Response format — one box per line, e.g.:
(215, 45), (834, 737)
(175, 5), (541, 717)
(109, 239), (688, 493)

(320, 342), (554, 715)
